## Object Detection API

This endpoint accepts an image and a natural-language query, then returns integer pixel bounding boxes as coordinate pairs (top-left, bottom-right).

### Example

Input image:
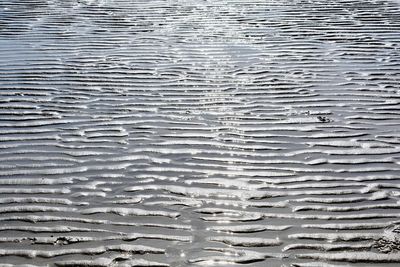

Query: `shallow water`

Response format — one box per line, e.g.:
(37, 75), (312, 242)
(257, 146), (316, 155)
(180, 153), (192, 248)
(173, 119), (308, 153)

(0, 0), (400, 266)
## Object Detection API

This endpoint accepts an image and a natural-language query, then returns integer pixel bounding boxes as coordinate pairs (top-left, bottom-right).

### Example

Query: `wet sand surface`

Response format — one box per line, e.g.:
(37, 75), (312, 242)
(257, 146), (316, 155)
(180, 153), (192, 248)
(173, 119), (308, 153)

(0, 0), (400, 266)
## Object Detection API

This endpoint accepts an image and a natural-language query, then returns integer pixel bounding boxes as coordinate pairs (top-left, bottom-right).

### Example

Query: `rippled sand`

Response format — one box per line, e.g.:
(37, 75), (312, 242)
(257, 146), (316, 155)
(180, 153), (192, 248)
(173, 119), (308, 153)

(0, 0), (400, 266)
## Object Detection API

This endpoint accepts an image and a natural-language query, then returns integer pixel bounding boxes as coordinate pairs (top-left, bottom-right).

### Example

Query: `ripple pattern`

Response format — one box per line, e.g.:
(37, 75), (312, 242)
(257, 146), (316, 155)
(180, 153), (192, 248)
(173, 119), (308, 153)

(0, 0), (400, 266)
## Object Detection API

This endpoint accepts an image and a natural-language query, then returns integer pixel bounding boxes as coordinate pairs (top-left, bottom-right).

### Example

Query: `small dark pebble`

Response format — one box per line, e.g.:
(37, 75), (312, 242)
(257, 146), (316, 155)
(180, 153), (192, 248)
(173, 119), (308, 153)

(317, 116), (332, 123)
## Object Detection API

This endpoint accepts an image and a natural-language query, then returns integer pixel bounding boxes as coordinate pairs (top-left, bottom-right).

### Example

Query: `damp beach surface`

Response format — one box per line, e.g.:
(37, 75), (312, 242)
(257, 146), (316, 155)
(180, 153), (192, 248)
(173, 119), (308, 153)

(0, 0), (400, 266)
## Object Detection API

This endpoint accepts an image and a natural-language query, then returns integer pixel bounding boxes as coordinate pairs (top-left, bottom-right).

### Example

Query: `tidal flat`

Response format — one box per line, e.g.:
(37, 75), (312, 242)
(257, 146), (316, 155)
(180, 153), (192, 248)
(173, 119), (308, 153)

(0, 0), (400, 266)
